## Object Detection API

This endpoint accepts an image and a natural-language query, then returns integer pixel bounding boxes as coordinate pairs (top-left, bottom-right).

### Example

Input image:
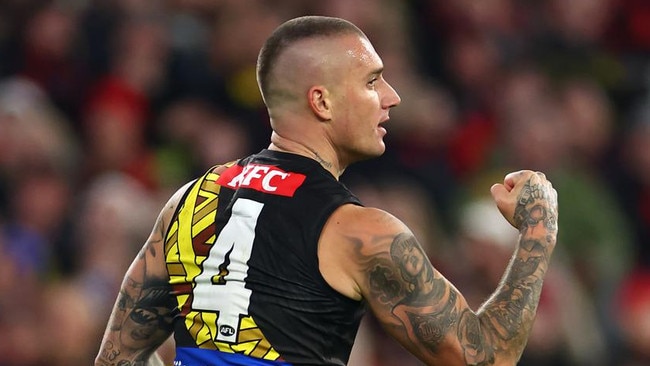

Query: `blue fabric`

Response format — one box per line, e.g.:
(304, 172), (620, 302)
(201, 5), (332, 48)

(175, 347), (293, 366)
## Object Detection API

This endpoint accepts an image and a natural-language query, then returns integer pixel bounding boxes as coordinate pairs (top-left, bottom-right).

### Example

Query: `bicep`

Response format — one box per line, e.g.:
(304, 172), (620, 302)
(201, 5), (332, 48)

(346, 212), (491, 365)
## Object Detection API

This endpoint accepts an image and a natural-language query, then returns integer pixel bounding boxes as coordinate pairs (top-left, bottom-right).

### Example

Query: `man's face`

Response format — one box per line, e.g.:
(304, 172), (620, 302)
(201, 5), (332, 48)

(400, 241), (425, 278)
(328, 35), (401, 164)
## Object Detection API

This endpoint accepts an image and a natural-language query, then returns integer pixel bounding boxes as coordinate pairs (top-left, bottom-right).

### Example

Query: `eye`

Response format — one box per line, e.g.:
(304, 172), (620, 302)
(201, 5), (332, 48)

(368, 77), (378, 88)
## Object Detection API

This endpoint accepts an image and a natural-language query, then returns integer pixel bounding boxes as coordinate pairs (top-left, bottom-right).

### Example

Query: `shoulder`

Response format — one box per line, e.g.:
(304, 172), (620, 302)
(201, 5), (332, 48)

(327, 204), (409, 239)
(155, 180), (196, 234)
(319, 204), (413, 300)
(156, 162), (238, 231)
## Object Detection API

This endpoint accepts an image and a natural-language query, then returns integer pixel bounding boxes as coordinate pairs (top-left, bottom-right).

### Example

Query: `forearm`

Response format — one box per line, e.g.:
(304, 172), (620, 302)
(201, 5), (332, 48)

(473, 175), (558, 364)
(95, 278), (173, 366)
(95, 339), (158, 366)
(95, 244), (176, 366)
(475, 229), (555, 363)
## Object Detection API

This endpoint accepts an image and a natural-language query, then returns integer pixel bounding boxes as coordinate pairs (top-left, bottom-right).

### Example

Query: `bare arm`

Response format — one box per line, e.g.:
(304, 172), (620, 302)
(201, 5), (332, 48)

(95, 183), (192, 366)
(321, 170), (557, 365)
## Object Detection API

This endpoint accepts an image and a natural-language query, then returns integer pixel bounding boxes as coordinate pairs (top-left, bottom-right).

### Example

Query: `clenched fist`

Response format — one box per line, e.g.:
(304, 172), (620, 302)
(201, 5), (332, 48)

(490, 170), (558, 239)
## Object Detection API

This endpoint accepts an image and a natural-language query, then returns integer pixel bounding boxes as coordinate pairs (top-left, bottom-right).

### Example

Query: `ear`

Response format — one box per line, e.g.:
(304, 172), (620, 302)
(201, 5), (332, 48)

(307, 85), (332, 121)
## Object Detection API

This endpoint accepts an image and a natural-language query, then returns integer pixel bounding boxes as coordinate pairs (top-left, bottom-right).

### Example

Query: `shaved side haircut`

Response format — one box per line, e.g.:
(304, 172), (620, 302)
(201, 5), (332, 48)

(256, 15), (366, 107)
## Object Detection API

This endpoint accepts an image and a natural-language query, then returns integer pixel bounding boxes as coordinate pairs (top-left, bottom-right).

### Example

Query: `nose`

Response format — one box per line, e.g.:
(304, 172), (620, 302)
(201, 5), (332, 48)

(383, 81), (401, 109)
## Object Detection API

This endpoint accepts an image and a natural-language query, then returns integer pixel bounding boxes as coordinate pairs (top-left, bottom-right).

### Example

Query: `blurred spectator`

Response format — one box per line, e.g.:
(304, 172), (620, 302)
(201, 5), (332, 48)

(560, 78), (618, 171)
(611, 100), (650, 267)
(164, 0), (282, 149)
(18, 2), (91, 123)
(80, 14), (170, 190)
(533, 0), (625, 90)
(614, 268), (650, 366)
(544, 0), (614, 45)
(607, 0), (650, 53)
(155, 98), (252, 190)
(0, 77), (80, 176)
(0, 226), (44, 366)
(41, 281), (97, 366)
(81, 75), (157, 189)
(0, 76), (79, 275)
(491, 68), (634, 303)
(3, 168), (72, 276)
(72, 172), (159, 316)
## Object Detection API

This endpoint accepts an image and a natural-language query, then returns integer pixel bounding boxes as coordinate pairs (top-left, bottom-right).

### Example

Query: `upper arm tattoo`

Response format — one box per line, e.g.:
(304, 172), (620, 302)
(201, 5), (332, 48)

(365, 233), (462, 352)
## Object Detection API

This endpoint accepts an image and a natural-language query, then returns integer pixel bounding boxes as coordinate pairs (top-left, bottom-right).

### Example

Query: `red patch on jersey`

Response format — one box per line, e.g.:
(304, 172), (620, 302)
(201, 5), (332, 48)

(216, 164), (306, 197)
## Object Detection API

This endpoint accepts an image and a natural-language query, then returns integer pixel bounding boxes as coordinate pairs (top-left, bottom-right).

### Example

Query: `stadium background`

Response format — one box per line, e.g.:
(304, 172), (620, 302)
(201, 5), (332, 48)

(0, 0), (649, 365)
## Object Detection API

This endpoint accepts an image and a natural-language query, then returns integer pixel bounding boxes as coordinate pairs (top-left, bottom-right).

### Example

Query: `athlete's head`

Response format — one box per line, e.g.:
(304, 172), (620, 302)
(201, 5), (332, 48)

(257, 16), (401, 163)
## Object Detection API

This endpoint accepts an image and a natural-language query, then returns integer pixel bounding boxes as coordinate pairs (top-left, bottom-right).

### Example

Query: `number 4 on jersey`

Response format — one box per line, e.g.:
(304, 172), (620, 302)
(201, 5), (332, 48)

(192, 198), (264, 343)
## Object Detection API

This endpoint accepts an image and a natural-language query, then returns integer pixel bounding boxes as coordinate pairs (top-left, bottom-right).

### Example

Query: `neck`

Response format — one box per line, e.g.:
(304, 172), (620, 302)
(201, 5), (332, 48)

(268, 132), (345, 179)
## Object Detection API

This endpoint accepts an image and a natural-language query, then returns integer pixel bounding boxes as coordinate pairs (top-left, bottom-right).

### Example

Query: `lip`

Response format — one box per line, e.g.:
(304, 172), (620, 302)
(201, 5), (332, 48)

(377, 116), (389, 135)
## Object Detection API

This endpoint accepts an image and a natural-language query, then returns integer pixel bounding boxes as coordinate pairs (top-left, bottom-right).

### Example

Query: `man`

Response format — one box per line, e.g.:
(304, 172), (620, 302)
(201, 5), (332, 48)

(96, 16), (558, 366)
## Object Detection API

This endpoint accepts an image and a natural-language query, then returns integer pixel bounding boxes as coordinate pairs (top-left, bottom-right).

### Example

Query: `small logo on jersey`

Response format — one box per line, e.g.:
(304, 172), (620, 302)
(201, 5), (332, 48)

(219, 324), (236, 337)
(217, 164), (306, 197)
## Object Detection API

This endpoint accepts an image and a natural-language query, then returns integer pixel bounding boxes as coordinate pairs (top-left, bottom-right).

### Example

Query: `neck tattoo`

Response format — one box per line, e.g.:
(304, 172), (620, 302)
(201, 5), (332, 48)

(309, 148), (333, 169)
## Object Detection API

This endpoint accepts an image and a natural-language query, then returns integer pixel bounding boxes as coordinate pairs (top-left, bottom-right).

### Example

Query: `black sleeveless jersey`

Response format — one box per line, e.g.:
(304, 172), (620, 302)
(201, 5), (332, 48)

(164, 149), (366, 366)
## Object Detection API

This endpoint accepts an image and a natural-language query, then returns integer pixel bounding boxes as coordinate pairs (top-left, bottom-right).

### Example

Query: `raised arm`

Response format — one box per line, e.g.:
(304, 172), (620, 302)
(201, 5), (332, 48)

(321, 170), (557, 365)
(95, 183), (192, 366)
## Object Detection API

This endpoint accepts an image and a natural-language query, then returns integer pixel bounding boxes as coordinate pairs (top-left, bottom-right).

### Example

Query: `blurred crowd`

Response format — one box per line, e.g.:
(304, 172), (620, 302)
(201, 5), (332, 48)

(0, 0), (649, 365)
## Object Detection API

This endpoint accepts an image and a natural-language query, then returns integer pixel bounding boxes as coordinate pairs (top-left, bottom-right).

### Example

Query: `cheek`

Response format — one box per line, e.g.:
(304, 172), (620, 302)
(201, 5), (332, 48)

(345, 88), (377, 108)
(350, 95), (380, 128)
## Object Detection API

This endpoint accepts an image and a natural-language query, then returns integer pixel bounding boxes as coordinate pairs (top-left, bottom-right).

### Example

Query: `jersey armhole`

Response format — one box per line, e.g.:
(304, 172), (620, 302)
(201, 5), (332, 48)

(316, 201), (365, 305)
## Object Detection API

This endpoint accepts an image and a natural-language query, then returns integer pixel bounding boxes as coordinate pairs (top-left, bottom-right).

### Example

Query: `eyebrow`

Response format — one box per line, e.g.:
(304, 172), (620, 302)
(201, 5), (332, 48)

(367, 67), (384, 78)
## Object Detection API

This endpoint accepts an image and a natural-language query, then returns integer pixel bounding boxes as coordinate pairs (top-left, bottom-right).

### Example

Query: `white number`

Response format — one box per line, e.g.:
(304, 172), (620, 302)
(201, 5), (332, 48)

(192, 198), (264, 343)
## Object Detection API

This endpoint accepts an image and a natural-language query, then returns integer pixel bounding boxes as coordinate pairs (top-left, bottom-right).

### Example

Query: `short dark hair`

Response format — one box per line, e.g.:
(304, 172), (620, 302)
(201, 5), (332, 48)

(256, 16), (365, 104)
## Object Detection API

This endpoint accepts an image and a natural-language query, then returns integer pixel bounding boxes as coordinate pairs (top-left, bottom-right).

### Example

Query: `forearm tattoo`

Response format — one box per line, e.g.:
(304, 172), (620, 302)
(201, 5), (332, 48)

(474, 175), (556, 362)
(514, 177), (558, 235)
(362, 175), (556, 364)
(97, 242), (176, 366)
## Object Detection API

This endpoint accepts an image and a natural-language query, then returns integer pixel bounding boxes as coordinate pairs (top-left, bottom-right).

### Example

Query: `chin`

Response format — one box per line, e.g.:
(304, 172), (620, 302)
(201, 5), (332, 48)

(344, 141), (386, 164)
(374, 142), (387, 156)
(361, 147), (386, 162)
(371, 141), (386, 156)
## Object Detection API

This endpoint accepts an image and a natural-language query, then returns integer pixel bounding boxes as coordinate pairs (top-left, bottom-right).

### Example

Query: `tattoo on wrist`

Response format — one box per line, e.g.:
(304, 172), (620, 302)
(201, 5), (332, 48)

(514, 179), (557, 234)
